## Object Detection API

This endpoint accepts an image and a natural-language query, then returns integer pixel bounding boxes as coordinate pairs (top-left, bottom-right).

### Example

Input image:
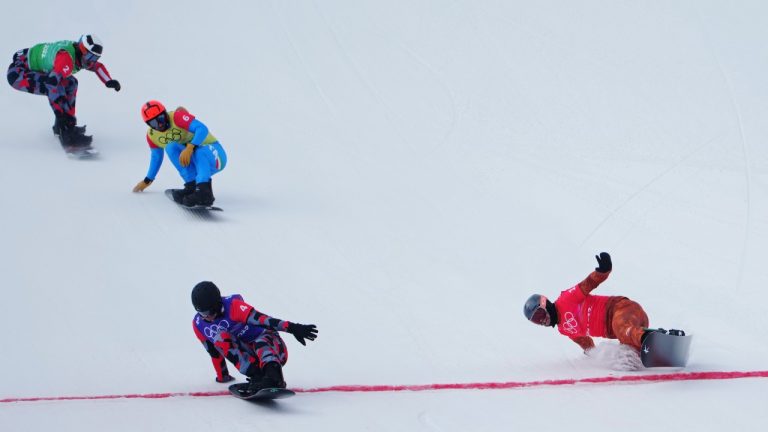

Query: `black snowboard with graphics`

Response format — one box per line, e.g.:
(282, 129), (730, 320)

(641, 329), (692, 368)
(164, 189), (222, 211)
(228, 383), (295, 401)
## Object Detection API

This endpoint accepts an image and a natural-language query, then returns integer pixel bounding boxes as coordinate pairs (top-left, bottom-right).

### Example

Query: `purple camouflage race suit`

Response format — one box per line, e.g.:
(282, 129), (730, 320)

(192, 294), (291, 381)
(7, 49), (78, 116)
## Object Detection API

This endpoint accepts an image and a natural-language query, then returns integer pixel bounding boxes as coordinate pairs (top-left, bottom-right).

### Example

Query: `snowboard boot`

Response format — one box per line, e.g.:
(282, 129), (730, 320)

(59, 127), (93, 148)
(243, 366), (264, 395)
(247, 362), (286, 394)
(182, 180), (214, 207)
(53, 116), (86, 137)
(641, 328), (667, 345)
(57, 116), (92, 148)
(170, 181), (197, 204)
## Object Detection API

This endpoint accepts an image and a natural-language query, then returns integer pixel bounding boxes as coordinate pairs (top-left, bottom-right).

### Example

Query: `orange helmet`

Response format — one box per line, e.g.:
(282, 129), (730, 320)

(141, 100), (166, 122)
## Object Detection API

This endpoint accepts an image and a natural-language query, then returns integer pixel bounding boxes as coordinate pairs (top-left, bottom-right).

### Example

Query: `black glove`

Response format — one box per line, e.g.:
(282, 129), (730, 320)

(287, 323), (318, 346)
(216, 374), (235, 383)
(595, 252), (612, 273)
(105, 79), (121, 91)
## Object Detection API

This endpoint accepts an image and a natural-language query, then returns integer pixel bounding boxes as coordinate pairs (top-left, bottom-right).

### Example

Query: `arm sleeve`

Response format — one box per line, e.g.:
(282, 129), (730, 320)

(88, 61), (112, 84)
(228, 298), (292, 332)
(173, 110), (208, 145)
(576, 271), (610, 296)
(246, 309), (292, 332)
(193, 322), (229, 380)
(203, 340), (229, 380)
(145, 146), (164, 181)
(570, 336), (595, 352)
(187, 119), (209, 146)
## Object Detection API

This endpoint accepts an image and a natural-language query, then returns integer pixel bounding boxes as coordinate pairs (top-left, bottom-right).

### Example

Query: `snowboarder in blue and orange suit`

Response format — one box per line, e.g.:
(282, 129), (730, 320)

(6, 34), (121, 147)
(133, 100), (227, 207)
(190, 281), (318, 394)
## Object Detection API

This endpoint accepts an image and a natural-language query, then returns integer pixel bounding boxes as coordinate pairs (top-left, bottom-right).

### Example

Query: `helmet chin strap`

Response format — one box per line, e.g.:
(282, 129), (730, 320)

(546, 300), (559, 327)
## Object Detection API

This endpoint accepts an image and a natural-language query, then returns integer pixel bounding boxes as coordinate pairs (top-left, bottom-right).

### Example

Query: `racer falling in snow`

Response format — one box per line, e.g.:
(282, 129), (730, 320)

(133, 100), (227, 207)
(6, 34), (120, 148)
(523, 252), (664, 367)
(191, 281), (318, 395)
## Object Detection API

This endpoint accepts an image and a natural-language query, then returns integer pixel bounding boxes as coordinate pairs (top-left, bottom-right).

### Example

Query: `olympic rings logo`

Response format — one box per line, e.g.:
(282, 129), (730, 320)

(158, 128), (184, 144)
(562, 312), (578, 334)
(203, 320), (230, 339)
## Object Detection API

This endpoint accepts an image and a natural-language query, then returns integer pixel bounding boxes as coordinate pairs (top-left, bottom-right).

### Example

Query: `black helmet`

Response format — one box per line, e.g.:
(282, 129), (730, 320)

(523, 294), (551, 326)
(191, 281), (222, 316)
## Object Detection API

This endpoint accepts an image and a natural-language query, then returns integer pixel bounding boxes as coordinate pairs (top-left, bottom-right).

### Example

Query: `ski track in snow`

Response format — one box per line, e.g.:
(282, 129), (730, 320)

(692, 5), (753, 292)
(578, 132), (725, 248)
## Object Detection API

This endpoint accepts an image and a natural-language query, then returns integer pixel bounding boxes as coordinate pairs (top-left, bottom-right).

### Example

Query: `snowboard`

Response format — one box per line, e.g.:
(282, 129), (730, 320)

(641, 329), (692, 368)
(63, 145), (99, 159)
(228, 383), (295, 401)
(164, 189), (223, 211)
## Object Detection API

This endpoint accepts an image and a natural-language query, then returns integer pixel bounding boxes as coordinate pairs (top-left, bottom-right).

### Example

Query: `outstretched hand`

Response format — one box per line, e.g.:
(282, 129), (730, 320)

(595, 252), (612, 273)
(288, 323), (318, 345)
(105, 79), (121, 92)
(133, 178), (152, 192)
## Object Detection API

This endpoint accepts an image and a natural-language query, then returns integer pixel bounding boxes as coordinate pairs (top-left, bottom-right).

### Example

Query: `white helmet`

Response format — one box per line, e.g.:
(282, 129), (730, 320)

(77, 34), (103, 56)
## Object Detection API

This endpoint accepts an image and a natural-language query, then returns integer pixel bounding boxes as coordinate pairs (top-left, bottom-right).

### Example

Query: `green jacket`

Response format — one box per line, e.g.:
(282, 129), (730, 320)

(27, 40), (80, 74)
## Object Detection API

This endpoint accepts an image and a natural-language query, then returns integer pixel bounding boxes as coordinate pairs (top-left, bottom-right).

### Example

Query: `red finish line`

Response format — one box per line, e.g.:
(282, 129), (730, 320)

(2, 370), (767, 404)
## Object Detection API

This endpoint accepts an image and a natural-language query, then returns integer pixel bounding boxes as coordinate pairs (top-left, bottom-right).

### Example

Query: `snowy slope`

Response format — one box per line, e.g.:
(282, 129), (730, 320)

(1, 0), (767, 430)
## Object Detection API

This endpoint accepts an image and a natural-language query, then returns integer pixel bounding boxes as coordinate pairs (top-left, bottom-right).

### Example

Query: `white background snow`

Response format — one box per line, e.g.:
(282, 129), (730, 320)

(1, 0), (767, 430)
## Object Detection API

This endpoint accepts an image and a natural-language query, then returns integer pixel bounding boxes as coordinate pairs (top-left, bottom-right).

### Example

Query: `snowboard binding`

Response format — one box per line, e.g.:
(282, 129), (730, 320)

(640, 328), (692, 368)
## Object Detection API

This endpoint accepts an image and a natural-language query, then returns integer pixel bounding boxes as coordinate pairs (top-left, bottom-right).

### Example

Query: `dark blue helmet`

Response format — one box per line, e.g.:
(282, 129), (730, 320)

(524, 294), (551, 326)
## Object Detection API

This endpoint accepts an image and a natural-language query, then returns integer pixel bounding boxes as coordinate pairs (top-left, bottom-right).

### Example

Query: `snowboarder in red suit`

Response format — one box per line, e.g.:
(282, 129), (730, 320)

(523, 252), (652, 352)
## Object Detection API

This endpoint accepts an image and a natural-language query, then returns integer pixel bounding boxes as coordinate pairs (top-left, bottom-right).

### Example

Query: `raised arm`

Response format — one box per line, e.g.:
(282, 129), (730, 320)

(577, 252), (612, 295)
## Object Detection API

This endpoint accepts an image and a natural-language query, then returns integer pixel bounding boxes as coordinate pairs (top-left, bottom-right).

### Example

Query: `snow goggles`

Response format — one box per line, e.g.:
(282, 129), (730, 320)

(529, 307), (550, 326)
(196, 307), (218, 320)
(146, 112), (170, 131)
(199, 311), (216, 320)
(81, 51), (101, 68)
